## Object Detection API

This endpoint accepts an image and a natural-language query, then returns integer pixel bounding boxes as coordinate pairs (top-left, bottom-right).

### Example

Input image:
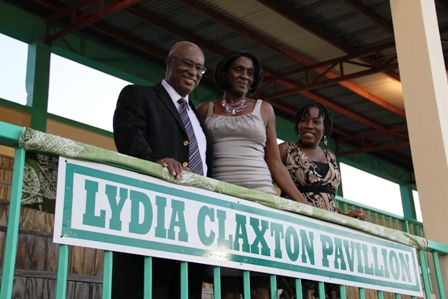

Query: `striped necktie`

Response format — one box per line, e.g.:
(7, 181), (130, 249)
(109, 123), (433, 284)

(177, 99), (204, 175)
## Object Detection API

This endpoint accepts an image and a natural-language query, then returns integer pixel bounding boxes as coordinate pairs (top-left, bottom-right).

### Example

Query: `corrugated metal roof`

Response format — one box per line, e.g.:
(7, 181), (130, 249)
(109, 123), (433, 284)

(5, 0), (448, 170)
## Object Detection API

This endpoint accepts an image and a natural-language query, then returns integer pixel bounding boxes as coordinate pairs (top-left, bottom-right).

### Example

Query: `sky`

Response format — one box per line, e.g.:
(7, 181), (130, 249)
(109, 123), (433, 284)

(0, 33), (422, 222)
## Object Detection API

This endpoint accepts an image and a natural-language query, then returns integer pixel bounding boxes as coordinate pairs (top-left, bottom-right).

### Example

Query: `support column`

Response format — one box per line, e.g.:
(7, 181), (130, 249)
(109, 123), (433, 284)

(390, 0), (448, 294)
(26, 40), (51, 131)
(399, 183), (415, 219)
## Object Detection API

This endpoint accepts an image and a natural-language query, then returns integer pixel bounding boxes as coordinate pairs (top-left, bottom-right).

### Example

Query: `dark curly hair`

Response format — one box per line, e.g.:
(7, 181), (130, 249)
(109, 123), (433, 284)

(293, 102), (333, 141)
(214, 50), (263, 96)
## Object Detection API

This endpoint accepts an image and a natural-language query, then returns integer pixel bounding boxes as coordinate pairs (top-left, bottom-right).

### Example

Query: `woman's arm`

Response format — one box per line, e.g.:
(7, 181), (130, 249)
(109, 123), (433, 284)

(278, 142), (287, 164)
(261, 101), (310, 205)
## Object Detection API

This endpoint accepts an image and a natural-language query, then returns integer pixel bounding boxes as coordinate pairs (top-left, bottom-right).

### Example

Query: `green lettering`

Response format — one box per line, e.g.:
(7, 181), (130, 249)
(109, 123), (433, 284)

(155, 196), (167, 238)
(285, 227), (299, 262)
(250, 218), (270, 256)
(343, 240), (355, 272)
(234, 214), (250, 252)
(217, 210), (232, 249)
(198, 206), (215, 246)
(333, 238), (347, 270)
(105, 185), (127, 231)
(168, 200), (188, 242)
(399, 253), (411, 282)
(389, 251), (400, 280)
(362, 244), (374, 275)
(382, 249), (391, 278)
(372, 246), (384, 277)
(129, 190), (152, 234)
(300, 230), (314, 265)
(83, 180), (105, 228)
(320, 235), (333, 267)
(270, 222), (284, 258)
(355, 242), (364, 273)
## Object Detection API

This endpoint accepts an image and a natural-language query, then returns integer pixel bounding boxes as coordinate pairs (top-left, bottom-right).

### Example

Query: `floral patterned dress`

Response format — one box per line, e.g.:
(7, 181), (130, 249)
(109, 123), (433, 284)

(284, 142), (340, 212)
(280, 142), (342, 298)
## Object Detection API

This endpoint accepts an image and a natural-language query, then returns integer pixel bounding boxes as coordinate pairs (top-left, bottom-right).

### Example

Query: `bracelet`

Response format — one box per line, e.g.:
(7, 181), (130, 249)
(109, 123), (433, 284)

(343, 212), (348, 216)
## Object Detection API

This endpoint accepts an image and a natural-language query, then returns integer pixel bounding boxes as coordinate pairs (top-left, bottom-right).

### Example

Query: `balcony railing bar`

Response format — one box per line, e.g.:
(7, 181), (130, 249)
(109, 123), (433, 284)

(337, 196), (425, 238)
(433, 252), (446, 299)
(0, 148), (25, 299)
(1, 122), (447, 299)
(419, 250), (432, 299)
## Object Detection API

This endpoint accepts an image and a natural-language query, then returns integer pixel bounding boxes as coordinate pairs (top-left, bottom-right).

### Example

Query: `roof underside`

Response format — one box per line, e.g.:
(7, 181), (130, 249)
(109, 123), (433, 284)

(6, 0), (448, 173)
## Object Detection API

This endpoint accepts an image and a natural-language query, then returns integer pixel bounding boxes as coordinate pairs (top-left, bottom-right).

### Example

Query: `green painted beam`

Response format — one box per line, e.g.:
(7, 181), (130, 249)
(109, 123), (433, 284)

(0, 121), (22, 147)
(27, 40), (51, 131)
(427, 240), (448, 254)
(400, 183), (416, 219)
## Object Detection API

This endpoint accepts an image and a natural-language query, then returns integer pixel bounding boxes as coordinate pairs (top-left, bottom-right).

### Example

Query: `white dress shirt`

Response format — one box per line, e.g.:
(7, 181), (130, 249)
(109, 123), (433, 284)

(161, 80), (208, 175)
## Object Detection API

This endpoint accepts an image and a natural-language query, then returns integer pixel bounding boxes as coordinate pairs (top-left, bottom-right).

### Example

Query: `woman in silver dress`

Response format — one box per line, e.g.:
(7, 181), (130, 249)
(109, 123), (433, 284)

(198, 49), (310, 299)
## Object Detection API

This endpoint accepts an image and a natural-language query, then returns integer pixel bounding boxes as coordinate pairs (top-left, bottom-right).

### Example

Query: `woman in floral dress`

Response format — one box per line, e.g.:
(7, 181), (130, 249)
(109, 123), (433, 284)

(278, 102), (367, 299)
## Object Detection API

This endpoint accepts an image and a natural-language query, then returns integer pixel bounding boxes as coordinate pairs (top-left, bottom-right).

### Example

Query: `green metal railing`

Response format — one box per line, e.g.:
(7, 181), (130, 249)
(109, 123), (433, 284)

(0, 121), (446, 299)
(336, 195), (424, 237)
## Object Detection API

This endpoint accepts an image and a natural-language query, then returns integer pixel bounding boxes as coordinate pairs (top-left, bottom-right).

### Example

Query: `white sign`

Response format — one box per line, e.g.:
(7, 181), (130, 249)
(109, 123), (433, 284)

(54, 157), (422, 296)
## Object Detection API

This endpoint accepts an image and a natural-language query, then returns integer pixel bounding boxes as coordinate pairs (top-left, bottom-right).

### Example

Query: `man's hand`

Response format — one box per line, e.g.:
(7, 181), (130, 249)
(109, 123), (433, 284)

(157, 158), (189, 179)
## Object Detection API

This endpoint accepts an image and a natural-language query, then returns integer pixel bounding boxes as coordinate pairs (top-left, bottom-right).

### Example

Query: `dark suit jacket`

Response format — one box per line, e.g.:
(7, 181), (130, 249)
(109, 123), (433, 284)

(112, 83), (213, 299)
(113, 83), (213, 177)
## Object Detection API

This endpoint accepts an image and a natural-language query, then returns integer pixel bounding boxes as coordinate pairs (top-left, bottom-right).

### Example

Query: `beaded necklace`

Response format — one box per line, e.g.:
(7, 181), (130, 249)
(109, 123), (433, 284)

(221, 98), (247, 115)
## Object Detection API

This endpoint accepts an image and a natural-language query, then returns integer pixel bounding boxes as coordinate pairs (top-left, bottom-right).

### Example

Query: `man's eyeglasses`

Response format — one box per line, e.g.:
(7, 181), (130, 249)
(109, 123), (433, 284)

(170, 56), (207, 74)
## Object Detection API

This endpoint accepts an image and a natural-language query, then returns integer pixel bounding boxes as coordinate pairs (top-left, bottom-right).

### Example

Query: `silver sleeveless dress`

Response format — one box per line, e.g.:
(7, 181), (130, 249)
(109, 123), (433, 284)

(205, 99), (276, 195)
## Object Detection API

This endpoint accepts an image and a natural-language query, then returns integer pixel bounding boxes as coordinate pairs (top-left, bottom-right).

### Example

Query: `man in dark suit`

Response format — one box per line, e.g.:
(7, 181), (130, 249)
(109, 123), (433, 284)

(112, 41), (213, 299)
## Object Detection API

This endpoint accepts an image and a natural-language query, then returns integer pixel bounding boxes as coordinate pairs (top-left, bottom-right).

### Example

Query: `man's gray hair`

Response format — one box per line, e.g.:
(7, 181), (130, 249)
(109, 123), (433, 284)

(168, 41), (200, 57)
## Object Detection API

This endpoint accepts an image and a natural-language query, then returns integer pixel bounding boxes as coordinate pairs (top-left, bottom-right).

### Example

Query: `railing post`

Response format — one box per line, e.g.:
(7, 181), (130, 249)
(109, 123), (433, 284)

(269, 274), (277, 299)
(243, 271), (250, 299)
(55, 244), (69, 298)
(0, 148), (25, 299)
(102, 251), (113, 299)
(180, 262), (188, 299)
(318, 281), (325, 299)
(419, 250), (433, 299)
(358, 287), (366, 299)
(144, 256), (153, 299)
(213, 266), (221, 299)
(295, 278), (303, 299)
(431, 250), (447, 299)
(339, 285), (346, 299)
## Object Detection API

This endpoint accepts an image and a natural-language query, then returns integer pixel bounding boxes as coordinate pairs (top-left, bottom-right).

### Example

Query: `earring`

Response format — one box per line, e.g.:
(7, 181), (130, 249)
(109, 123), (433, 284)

(323, 135), (327, 145)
